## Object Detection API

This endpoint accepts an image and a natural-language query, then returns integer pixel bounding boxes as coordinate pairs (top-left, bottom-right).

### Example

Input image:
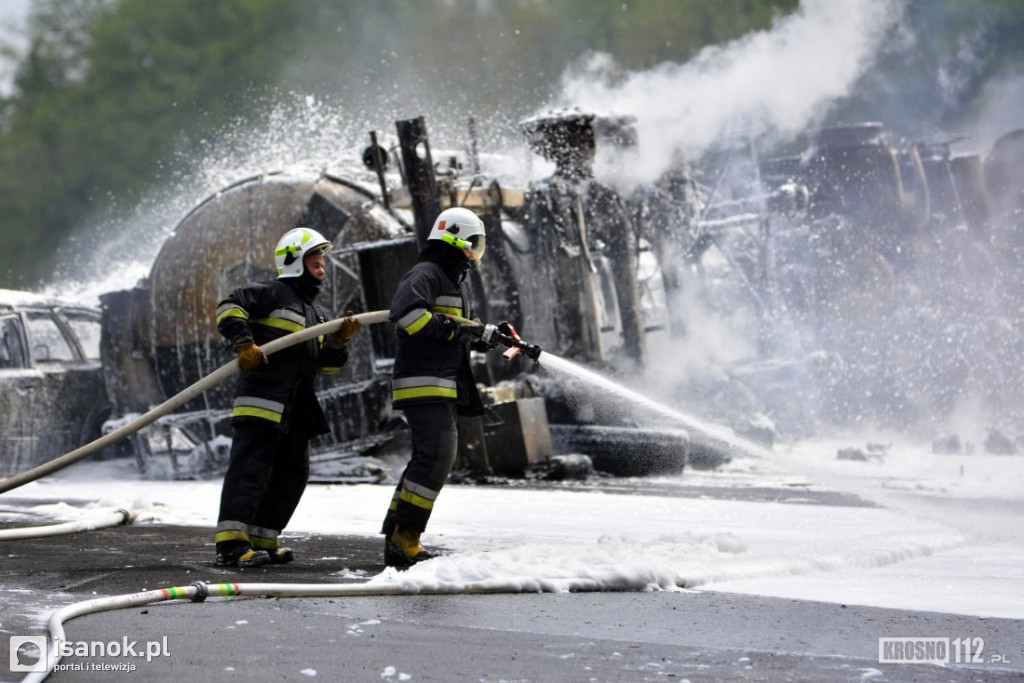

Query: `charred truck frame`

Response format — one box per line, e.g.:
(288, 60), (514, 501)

(15, 112), (1019, 481)
(96, 112), (682, 482)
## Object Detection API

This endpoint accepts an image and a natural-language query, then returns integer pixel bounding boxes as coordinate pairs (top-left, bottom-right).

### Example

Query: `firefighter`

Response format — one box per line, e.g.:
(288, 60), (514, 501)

(213, 227), (362, 567)
(383, 206), (499, 568)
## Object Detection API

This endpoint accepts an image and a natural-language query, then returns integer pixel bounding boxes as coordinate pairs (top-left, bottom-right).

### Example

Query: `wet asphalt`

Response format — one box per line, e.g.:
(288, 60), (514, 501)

(2, 507), (1023, 682)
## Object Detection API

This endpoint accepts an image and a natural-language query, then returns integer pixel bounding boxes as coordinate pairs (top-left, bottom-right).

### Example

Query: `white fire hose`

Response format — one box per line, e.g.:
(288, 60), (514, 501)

(0, 306), (752, 682)
(0, 508), (136, 541)
(0, 309), (391, 681)
(0, 310), (391, 495)
(22, 574), (607, 683)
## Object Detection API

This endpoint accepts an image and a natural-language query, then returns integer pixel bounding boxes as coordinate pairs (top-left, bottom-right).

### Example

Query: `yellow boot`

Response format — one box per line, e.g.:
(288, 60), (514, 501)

(215, 542), (270, 568)
(384, 527), (437, 569)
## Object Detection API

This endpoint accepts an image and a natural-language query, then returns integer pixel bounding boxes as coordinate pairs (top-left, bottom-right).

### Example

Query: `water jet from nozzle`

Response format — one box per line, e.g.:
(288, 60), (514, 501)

(535, 352), (766, 460)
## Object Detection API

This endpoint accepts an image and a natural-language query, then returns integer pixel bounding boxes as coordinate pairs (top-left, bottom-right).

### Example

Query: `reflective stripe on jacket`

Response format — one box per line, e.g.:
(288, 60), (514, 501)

(389, 260), (483, 415)
(216, 279), (348, 433)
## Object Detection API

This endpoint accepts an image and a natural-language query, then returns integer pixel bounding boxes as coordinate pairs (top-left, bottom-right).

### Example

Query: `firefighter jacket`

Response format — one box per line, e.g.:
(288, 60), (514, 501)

(389, 254), (484, 417)
(215, 277), (349, 435)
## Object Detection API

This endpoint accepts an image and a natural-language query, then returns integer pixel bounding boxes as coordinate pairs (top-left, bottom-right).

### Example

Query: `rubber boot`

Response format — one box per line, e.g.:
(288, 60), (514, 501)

(216, 541), (270, 568)
(265, 547), (295, 565)
(251, 538), (295, 565)
(384, 527), (436, 569)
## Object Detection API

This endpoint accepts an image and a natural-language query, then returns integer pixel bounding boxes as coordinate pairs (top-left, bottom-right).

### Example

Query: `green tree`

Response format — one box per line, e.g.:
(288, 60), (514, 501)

(0, 0), (301, 284)
(0, 0), (807, 285)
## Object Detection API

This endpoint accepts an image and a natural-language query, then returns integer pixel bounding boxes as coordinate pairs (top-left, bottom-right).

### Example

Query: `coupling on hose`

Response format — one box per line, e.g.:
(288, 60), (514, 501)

(116, 509), (138, 526)
(190, 581), (209, 603)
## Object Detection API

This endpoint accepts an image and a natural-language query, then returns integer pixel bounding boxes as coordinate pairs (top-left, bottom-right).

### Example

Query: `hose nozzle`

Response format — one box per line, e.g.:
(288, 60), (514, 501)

(496, 322), (542, 363)
(521, 342), (542, 362)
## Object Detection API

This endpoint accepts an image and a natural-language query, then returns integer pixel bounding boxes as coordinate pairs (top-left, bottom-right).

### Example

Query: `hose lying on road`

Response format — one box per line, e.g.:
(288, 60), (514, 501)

(23, 576), (607, 683)
(0, 508), (136, 541)
(0, 310), (391, 495)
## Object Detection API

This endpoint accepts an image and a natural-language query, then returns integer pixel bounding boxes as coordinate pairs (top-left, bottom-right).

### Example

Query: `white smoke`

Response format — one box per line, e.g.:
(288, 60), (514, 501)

(553, 0), (905, 185)
(956, 71), (1024, 154)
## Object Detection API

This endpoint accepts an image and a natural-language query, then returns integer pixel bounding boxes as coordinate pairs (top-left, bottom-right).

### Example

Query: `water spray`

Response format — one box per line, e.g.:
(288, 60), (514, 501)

(0, 310), (391, 495)
(538, 352), (768, 461)
(446, 315), (766, 461)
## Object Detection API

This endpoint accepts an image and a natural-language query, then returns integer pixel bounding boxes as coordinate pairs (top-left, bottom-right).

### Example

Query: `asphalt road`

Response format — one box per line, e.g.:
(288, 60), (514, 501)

(3, 521), (1023, 682)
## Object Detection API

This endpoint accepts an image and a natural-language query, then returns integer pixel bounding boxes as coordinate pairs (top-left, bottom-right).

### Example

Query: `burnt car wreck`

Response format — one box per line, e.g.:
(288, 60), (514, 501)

(5, 110), (1022, 482)
(0, 290), (108, 477)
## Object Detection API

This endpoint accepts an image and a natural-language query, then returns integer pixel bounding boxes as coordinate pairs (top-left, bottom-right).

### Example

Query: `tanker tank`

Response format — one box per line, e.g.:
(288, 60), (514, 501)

(101, 170), (419, 477)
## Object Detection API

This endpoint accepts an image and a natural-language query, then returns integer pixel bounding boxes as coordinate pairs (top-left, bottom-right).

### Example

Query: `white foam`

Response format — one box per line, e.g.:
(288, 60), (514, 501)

(10, 438), (1024, 618)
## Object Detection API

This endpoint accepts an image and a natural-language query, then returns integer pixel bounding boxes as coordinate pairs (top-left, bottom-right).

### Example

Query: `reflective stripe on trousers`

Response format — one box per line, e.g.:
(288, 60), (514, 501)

(381, 401), (458, 536)
(216, 421), (310, 548)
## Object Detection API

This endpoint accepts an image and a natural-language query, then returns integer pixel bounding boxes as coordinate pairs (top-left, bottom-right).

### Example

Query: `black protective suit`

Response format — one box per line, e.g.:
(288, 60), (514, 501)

(214, 271), (348, 552)
(383, 243), (483, 536)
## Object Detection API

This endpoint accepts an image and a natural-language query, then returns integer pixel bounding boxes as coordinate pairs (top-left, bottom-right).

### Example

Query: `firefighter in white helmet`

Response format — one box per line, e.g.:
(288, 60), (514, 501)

(382, 206), (499, 567)
(213, 227), (362, 567)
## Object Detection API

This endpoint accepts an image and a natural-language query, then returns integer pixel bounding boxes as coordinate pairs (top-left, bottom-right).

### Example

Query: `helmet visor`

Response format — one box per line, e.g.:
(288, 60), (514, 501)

(467, 234), (486, 262)
(307, 241), (332, 257)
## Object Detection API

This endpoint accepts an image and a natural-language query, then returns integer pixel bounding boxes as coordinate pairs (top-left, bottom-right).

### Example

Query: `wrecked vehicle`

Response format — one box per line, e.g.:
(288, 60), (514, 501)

(92, 111), (705, 482)
(0, 289), (109, 476)
(675, 121), (1024, 434)
(6, 111), (1021, 483)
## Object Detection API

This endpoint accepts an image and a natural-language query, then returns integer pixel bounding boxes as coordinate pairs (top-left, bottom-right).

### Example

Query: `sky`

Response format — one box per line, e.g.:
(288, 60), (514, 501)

(0, 0), (29, 95)
(0, 0), (29, 25)
(8, 433), (1024, 622)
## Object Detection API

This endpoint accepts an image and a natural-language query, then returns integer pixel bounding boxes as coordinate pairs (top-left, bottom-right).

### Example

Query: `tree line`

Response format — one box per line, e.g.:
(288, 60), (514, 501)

(1, 0), (1020, 287)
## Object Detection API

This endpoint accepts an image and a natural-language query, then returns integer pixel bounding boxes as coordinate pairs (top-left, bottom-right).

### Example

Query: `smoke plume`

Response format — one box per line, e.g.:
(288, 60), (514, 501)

(554, 0), (905, 185)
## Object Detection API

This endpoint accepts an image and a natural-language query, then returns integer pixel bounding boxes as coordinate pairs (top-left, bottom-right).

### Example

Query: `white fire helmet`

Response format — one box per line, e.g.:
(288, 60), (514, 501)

(428, 207), (486, 263)
(274, 227), (332, 279)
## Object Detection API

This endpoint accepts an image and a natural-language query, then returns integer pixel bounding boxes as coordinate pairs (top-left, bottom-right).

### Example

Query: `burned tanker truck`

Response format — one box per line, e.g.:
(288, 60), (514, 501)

(95, 112), (702, 482)
(1, 107), (1018, 482)
(21, 110), (1019, 483)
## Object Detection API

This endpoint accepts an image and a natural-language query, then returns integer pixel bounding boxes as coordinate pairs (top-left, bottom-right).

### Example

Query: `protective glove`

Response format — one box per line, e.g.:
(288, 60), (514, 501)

(439, 317), (481, 345)
(325, 313), (362, 349)
(232, 336), (268, 372)
(457, 321), (485, 344)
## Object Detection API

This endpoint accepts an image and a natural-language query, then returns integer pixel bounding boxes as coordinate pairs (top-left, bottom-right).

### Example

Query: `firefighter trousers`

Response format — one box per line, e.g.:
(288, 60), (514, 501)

(216, 420), (310, 549)
(382, 401), (458, 536)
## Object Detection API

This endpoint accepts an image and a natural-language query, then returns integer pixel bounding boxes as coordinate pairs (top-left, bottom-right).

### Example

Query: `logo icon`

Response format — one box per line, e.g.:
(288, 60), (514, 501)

(10, 636), (47, 672)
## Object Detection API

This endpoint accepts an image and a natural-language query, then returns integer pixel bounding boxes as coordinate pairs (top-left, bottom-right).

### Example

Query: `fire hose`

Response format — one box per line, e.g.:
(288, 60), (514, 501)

(0, 310), (549, 680)
(445, 315), (543, 362)
(0, 310), (544, 495)
(0, 310), (391, 495)
(0, 508), (136, 541)
(20, 573), (606, 683)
